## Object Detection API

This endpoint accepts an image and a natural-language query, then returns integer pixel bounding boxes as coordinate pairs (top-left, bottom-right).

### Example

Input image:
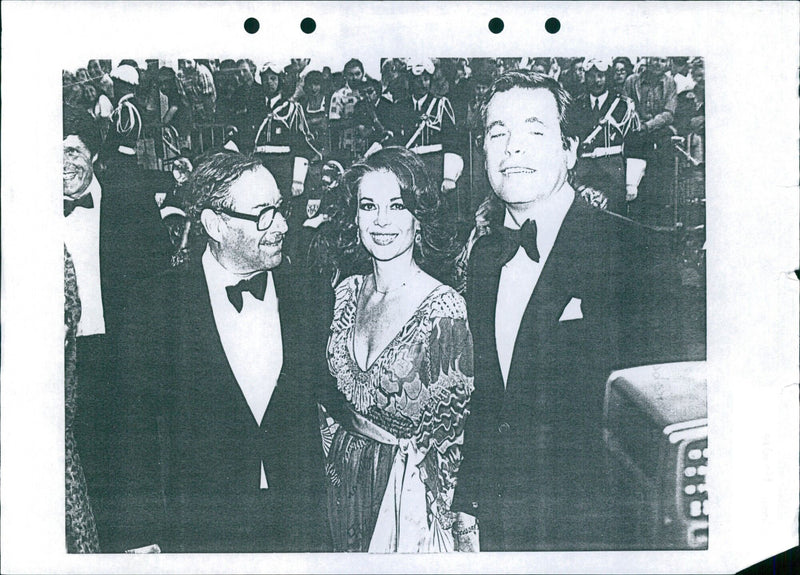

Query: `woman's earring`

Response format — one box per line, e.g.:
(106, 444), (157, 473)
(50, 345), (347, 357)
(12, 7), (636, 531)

(415, 230), (422, 246)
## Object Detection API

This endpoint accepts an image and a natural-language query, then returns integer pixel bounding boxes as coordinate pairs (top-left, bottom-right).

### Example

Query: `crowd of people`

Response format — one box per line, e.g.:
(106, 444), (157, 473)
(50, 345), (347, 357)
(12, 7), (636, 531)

(63, 56), (705, 230)
(63, 58), (705, 554)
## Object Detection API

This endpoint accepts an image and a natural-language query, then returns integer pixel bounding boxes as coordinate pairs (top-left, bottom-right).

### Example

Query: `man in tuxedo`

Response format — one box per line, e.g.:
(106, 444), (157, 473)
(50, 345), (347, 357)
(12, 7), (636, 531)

(452, 71), (683, 550)
(112, 151), (330, 553)
(63, 108), (172, 547)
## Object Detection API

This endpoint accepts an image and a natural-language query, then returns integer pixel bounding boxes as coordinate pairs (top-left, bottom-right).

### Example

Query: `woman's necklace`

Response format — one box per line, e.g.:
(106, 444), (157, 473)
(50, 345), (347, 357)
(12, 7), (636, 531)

(373, 269), (421, 295)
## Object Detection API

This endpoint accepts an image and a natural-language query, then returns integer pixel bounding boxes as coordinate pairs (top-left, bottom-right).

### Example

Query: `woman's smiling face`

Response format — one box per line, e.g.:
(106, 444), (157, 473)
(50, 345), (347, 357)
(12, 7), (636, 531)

(357, 170), (418, 262)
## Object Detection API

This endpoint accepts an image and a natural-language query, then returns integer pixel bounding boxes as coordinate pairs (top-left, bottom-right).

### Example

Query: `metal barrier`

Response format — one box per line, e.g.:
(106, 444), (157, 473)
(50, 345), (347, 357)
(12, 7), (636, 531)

(190, 123), (229, 154)
(138, 123), (231, 170)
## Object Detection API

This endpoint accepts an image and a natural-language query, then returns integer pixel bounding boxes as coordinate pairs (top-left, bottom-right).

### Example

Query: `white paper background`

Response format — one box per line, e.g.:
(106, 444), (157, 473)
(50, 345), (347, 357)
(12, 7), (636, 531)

(2, 1), (798, 573)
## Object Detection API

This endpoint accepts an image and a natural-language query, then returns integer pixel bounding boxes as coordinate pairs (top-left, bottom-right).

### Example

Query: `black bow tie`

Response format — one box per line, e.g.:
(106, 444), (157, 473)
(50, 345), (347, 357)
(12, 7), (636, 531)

(500, 219), (540, 264)
(64, 193), (94, 217)
(226, 272), (268, 312)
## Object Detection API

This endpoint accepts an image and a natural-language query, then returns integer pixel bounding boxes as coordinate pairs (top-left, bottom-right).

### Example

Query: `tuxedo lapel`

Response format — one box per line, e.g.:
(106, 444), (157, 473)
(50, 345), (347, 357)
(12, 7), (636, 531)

(505, 198), (589, 390)
(467, 232), (507, 405)
(257, 262), (306, 434)
(174, 259), (261, 429)
(271, 263), (292, 360)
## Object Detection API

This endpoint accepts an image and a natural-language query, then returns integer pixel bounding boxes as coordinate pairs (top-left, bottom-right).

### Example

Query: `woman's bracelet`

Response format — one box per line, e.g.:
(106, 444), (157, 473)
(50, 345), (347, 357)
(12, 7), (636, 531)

(452, 523), (479, 537)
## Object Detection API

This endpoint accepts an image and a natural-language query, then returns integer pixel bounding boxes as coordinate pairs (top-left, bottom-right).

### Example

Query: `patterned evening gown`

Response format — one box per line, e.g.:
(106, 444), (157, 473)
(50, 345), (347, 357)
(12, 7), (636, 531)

(65, 246), (100, 552)
(321, 275), (474, 552)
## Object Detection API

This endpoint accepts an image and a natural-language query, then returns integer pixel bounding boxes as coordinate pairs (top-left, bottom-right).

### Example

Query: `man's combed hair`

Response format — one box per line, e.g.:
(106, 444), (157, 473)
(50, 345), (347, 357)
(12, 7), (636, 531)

(474, 70), (582, 230)
(185, 150), (264, 234)
(475, 70), (580, 150)
(63, 107), (102, 156)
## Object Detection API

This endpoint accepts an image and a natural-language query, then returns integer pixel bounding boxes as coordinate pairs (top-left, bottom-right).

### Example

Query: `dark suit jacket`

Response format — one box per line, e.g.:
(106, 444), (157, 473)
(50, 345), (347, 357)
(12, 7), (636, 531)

(72, 161), (173, 545)
(98, 159), (173, 337)
(452, 195), (683, 551)
(110, 254), (331, 553)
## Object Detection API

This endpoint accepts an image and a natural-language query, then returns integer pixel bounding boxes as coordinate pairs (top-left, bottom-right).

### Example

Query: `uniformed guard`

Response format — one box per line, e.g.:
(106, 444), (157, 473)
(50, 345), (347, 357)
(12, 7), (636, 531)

(398, 58), (464, 195)
(572, 58), (643, 215)
(105, 64), (144, 163)
(253, 61), (320, 200)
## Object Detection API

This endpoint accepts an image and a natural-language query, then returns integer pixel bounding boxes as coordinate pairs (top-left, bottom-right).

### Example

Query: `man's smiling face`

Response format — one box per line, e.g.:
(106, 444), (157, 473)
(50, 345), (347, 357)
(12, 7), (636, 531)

(483, 86), (576, 210)
(63, 135), (95, 199)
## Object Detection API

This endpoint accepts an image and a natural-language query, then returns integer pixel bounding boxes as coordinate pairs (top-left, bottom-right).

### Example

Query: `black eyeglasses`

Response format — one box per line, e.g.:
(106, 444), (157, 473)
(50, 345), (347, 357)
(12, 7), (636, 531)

(215, 204), (285, 231)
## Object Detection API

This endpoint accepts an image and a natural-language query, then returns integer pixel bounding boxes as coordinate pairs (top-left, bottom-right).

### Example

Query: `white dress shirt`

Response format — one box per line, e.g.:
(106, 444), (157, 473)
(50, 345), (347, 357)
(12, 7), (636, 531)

(202, 247), (283, 427)
(64, 175), (105, 336)
(412, 94), (429, 113)
(495, 184), (575, 386)
(590, 91), (609, 112)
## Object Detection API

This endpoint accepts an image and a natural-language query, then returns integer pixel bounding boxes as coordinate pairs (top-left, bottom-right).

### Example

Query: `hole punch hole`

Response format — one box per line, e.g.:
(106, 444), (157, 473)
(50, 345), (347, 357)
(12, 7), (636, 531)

(301, 17), (316, 34)
(545, 17), (561, 34)
(244, 17), (260, 34)
(488, 17), (504, 34)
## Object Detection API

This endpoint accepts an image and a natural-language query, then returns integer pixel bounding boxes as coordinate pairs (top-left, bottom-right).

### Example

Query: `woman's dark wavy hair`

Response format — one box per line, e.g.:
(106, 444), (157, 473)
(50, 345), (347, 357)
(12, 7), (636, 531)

(316, 146), (459, 284)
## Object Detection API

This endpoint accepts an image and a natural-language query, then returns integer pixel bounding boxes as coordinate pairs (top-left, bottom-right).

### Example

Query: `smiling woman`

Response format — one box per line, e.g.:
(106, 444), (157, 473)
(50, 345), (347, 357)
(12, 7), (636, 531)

(318, 146), (461, 287)
(356, 170), (418, 262)
(317, 147), (476, 552)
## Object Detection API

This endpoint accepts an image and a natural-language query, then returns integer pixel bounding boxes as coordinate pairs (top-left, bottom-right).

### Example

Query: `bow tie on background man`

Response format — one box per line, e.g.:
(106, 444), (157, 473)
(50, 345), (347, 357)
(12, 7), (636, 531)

(63, 193), (94, 217)
(226, 272), (268, 313)
(499, 219), (540, 265)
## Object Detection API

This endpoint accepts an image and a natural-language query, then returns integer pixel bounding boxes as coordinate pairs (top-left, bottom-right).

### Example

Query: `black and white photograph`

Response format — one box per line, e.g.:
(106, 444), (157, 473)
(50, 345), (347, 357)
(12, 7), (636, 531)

(2, 2), (798, 573)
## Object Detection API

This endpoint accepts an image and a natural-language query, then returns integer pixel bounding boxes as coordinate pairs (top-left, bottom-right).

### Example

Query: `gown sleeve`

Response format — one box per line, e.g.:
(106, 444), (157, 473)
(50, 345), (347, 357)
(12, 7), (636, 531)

(413, 290), (474, 528)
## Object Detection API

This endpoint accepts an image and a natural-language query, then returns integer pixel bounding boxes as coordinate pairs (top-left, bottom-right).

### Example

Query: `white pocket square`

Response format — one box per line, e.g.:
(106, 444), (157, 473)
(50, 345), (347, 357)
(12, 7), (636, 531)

(559, 297), (583, 322)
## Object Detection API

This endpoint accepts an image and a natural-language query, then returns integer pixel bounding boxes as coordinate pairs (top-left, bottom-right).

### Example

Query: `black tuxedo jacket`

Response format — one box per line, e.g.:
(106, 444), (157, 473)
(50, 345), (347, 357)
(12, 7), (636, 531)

(453, 196), (683, 550)
(72, 162), (173, 544)
(97, 161), (173, 337)
(110, 254), (331, 553)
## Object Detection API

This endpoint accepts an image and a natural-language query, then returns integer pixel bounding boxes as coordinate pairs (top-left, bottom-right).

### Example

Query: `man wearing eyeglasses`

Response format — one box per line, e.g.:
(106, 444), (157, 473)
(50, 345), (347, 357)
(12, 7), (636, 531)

(111, 151), (331, 553)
